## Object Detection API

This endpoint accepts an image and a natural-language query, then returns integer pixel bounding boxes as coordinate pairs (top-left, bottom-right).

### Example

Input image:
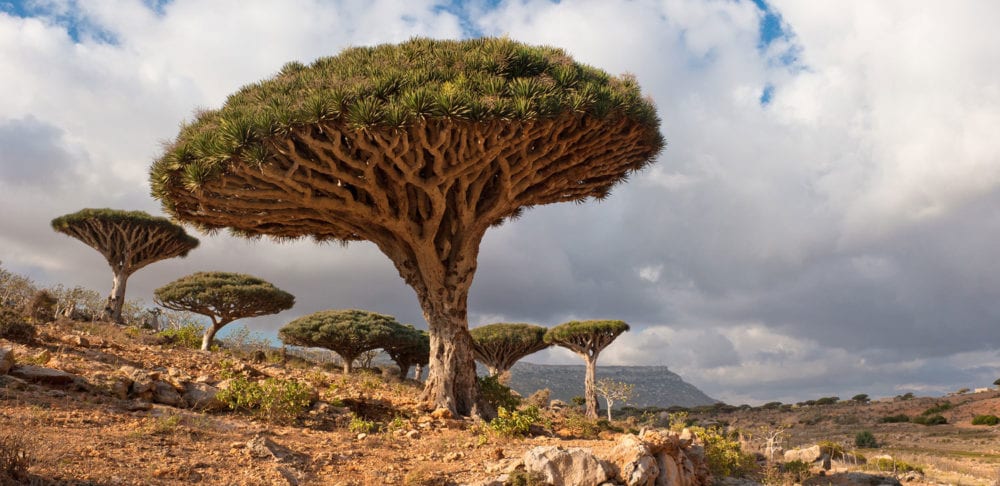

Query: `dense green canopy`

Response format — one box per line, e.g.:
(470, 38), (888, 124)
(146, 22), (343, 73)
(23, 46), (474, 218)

(52, 209), (198, 249)
(154, 271), (294, 350)
(545, 319), (629, 418)
(470, 322), (549, 375)
(278, 309), (399, 373)
(383, 324), (430, 379)
(150, 36), (663, 238)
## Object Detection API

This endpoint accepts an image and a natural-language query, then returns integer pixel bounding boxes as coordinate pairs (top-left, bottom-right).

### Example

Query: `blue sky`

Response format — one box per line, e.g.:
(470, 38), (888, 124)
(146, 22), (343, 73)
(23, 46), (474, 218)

(2, 0), (999, 405)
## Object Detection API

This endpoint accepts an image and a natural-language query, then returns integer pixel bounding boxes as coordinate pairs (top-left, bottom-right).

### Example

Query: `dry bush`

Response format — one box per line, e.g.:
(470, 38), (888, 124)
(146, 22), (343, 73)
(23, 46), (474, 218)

(0, 433), (32, 483)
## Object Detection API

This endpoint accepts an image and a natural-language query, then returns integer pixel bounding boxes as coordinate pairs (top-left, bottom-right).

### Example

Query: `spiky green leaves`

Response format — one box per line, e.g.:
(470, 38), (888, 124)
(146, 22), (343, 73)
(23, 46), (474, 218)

(544, 319), (629, 359)
(470, 323), (550, 375)
(278, 309), (399, 371)
(154, 272), (294, 325)
(51, 208), (199, 254)
(151, 37), (663, 201)
(383, 324), (430, 375)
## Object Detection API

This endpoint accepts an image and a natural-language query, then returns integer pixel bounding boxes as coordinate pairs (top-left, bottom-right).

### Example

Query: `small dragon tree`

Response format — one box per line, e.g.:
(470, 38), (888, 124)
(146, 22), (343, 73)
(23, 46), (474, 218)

(51, 209), (199, 323)
(594, 378), (635, 421)
(150, 38), (662, 416)
(470, 322), (549, 376)
(278, 309), (397, 373)
(154, 271), (294, 350)
(545, 319), (629, 418)
(384, 324), (430, 380)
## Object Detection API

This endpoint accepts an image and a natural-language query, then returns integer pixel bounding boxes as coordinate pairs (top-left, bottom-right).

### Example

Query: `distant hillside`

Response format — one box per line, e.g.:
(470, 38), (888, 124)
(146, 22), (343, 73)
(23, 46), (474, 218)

(504, 362), (718, 408)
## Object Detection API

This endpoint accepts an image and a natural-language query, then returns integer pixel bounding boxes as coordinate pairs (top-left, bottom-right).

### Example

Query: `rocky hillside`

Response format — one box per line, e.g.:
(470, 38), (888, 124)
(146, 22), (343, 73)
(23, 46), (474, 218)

(507, 362), (717, 408)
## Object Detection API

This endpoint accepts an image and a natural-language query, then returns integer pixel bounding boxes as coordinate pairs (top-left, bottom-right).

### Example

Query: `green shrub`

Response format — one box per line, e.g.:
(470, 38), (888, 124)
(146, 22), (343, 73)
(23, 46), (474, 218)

(911, 414), (947, 426)
(0, 308), (35, 342)
(782, 460), (812, 483)
(477, 375), (520, 411)
(505, 469), (547, 486)
(348, 415), (378, 434)
(854, 430), (878, 448)
(851, 394), (870, 403)
(880, 414), (910, 423)
(692, 426), (758, 478)
(761, 401), (782, 410)
(217, 377), (313, 423)
(971, 414), (1000, 426)
(0, 433), (31, 482)
(814, 396), (839, 406)
(489, 406), (540, 437)
(921, 402), (953, 415)
(563, 409), (601, 438)
(818, 440), (846, 460)
(157, 323), (205, 349)
(872, 458), (923, 474)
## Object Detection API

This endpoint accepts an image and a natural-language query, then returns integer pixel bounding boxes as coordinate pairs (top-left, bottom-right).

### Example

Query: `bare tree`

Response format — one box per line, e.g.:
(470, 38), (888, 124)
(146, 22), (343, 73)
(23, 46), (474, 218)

(150, 38), (662, 416)
(594, 378), (635, 421)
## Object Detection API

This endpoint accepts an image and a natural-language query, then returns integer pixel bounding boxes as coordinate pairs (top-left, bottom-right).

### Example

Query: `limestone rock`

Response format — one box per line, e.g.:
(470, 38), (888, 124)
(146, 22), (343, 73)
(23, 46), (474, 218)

(784, 445), (822, 463)
(608, 434), (659, 486)
(803, 472), (901, 486)
(9, 365), (78, 385)
(183, 382), (226, 411)
(152, 380), (187, 408)
(60, 334), (89, 347)
(0, 374), (27, 390)
(0, 347), (13, 375)
(523, 446), (611, 486)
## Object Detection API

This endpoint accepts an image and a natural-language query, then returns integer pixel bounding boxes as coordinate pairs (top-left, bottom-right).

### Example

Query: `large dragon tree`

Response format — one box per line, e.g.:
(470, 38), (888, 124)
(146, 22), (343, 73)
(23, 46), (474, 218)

(471, 322), (549, 377)
(51, 209), (199, 323)
(545, 319), (629, 418)
(150, 37), (663, 416)
(154, 271), (294, 350)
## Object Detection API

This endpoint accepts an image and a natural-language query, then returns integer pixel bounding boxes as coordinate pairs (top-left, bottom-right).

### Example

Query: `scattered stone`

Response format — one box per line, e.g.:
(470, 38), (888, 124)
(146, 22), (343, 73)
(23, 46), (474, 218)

(151, 380), (186, 408)
(803, 472), (901, 486)
(523, 446), (611, 486)
(0, 374), (28, 390)
(246, 434), (296, 462)
(431, 407), (453, 420)
(183, 382), (225, 411)
(356, 433), (367, 440)
(0, 347), (13, 375)
(463, 476), (507, 486)
(405, 430), (421, 440)
(9, 365), (78, 385)
(60, 334), (89, 347)
(784, 445), (822, 463)
(444, 451), (465, 461)
(126, 399), (153, 411)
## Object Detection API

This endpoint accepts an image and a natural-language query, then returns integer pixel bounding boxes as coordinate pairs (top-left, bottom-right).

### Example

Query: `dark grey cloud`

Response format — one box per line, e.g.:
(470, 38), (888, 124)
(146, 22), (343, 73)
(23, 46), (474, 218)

(0, 116), (77, 187)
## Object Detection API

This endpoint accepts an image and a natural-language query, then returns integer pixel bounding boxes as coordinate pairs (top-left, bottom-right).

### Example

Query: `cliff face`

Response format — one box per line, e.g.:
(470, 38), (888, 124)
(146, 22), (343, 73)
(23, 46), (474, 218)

(506, 362), (718, 408)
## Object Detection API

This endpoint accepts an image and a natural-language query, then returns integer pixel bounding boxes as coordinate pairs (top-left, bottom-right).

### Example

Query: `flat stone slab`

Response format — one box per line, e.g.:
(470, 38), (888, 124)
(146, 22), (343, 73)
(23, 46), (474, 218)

(9, 365), (78, 385)
(0, 347), (13, 375)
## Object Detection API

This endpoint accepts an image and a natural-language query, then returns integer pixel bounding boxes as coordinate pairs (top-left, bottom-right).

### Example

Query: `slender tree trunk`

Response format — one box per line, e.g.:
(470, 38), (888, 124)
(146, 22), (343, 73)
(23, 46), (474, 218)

(201, 324), (219, 351)
(585, 355), (598, 419)
(414, 363), (423, 382)
(606, 398), (614, 421)
(105, 271), (128, 324)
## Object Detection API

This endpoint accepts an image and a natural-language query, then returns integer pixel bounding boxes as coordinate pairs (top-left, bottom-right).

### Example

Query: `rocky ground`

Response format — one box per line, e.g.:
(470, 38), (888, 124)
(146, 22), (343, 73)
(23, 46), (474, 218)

(1, 318), (998, 485)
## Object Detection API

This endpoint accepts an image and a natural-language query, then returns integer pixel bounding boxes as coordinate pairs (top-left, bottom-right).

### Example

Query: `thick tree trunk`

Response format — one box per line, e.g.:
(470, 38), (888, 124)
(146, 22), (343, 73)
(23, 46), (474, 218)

(342, 355), (353, 374)
(421, 311), (481, 416)
(105, 272), (128, 324)
(585, 355), (598, 419)
(399, 364), (411, 380)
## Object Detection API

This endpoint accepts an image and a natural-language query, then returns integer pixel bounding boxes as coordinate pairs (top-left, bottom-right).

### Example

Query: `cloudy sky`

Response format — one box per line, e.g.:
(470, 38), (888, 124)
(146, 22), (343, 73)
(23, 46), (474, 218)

(2, 0), (999, 405)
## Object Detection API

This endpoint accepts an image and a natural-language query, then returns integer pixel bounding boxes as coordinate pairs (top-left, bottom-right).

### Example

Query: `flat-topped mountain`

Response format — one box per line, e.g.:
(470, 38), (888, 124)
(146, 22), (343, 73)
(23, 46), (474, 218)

(506, 362), (718, 408)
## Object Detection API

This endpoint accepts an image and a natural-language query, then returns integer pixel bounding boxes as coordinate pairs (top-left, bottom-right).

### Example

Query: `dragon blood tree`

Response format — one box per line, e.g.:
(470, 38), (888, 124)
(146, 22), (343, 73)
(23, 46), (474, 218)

(278, 309), (398, 374)
(154, 271), (294, 350)
(470, 322), (549, 377)
(545, 319), (629, 418)
(150, 37), (663, 416)
(384, 324), (431, 380)
(51, 209), (199, 323)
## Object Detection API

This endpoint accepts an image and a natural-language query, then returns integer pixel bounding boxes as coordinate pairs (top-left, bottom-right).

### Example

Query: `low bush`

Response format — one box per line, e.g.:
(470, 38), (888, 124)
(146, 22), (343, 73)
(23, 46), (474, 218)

(563, 410), (601, 438)
(489, 406), (540, 437)
(971, 414), (1000, 426)
(814, 396), (839, 406)
(911, 414), (947, 426)
(819, 440), (846, 460)
(782, 460), (812, 483)
(692, 426), (758, 478)
(478, 375), (520, 411)
(157, 323), (205, 349)
(854, 430), (878, 448)
(348, 415), (378, 434)
(0, 308), (35, 342)
(880, 414), (910, 423)
(0, 433), (32, 482)
(217, 377), (314, 423)
(872, 457), (923, 474)
(921, 402), (953, 415)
